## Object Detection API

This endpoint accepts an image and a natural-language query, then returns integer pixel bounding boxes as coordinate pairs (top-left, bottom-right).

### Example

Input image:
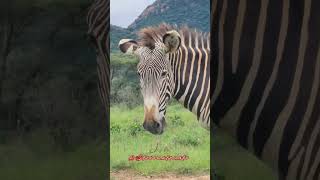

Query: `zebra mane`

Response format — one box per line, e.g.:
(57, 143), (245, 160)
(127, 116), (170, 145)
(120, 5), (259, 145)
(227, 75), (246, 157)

(137, 23), (209, 49)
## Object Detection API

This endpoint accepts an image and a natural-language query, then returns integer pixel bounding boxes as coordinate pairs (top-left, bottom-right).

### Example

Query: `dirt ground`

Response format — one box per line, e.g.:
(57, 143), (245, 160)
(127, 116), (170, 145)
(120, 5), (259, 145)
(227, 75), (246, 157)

(110, 170), (210, 180)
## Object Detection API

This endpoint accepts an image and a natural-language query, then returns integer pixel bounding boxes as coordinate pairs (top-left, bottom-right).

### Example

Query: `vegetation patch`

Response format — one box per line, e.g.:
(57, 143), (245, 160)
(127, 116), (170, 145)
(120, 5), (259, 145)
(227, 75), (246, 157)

(110, 104), (210, 175)
(127, 120), (144, 136)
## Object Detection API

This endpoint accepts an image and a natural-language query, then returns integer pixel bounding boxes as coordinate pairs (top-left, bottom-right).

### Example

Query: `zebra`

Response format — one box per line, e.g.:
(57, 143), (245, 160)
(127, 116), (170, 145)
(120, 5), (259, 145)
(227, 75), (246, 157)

(212, 0), (320, 179)
(87, 0), (109, 113)
(86, 0), (110, 176)
(118, 24), (210, 135)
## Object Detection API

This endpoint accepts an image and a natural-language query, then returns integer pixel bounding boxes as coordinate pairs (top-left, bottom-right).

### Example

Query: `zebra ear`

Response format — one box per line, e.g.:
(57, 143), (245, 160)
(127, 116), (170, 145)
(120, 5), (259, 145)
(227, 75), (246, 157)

(118, 39), (139, 54)
(163, 30), (181, 53)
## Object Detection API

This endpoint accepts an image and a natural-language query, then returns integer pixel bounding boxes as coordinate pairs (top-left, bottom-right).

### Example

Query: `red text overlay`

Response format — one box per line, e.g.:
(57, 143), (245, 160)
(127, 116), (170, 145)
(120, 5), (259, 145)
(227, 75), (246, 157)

(128, 154), (189, 161)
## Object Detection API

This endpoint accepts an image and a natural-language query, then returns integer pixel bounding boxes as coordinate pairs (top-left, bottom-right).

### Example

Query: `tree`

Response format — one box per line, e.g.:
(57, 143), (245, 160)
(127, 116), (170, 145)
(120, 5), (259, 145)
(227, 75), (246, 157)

(0, 0), (40, 131)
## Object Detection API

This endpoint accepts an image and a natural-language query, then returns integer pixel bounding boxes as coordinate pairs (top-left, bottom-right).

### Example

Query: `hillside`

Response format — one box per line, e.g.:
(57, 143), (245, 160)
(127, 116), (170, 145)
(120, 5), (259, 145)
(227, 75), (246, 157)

(111, 0), (210, 51)
(128, 0), (210, 32)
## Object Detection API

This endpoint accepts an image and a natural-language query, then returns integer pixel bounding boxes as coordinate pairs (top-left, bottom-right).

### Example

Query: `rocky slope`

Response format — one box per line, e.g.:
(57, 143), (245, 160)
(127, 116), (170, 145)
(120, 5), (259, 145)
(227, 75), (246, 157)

(111, 0), (210, 50)
(128, 0), (210, 32)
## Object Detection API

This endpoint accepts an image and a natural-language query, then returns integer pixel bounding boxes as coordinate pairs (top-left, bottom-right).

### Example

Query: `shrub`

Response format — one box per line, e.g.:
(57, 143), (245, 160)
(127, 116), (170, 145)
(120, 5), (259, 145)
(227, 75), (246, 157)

(110, 125), (121, 134)
(127, 121), (143, 136)
(170, 115), (185, 127)
(173, 132), (201, 146)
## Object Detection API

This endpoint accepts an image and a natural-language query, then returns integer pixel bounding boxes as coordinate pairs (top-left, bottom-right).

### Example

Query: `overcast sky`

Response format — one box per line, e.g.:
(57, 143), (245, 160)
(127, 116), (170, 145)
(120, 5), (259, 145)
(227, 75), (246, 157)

(111, 0), (156, 28)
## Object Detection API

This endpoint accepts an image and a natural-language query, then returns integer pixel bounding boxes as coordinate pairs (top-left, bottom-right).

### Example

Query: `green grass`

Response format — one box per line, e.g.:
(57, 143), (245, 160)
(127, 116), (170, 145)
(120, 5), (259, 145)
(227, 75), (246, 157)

(0, 135), (106, 180)
(110, 104), (210, 175)
(213, 131), (277, 180)
(111, 103), (277, 179)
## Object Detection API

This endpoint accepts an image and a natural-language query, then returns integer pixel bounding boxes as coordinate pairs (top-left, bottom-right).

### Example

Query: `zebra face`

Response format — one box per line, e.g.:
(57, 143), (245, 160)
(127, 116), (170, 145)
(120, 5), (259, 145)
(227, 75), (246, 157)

(136, 46), (173, 135)
(119, 30), (181, 135)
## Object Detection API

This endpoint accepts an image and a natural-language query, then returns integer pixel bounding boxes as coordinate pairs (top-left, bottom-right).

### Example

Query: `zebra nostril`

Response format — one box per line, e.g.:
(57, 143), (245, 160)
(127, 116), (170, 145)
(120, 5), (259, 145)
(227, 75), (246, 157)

(154, 121), (160, 129)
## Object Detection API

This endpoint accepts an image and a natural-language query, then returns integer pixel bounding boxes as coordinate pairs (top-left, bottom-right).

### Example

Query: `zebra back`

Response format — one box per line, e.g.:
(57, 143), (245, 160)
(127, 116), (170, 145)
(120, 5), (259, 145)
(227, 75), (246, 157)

(212, 0), (320, 179)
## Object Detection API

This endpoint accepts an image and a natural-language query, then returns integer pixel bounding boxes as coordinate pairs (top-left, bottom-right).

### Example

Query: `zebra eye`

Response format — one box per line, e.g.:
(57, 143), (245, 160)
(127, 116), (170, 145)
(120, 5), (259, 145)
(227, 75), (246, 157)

(137, 71), (140, 76)
(161, 70), (167, 78)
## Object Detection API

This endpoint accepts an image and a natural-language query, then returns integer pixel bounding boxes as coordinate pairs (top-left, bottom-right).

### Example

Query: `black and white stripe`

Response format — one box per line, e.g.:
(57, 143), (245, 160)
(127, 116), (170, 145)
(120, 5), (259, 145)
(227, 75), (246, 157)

(137, 44), (175, 115)
(212, 0), (320, 179)
(87, 0), (109, 112)
(170, 29), (211, 127)
(136, 25), (211, 128)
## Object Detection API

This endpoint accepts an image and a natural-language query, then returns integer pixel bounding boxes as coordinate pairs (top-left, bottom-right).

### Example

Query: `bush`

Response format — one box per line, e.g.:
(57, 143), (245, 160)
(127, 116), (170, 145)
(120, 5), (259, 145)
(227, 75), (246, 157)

(170, 115), (185, 127)
(0, 4), (105, 152)
(127, 120), (143, 136)
(110, 53), (142, 108)
(110, 125), (121, 134)
(172, 132), (201, 146)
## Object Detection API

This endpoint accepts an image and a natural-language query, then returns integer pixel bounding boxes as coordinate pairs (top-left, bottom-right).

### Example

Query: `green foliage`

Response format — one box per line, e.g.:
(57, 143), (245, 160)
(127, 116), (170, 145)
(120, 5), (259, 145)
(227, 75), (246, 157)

(127, 120), (144, 136)
(0, 135), (106, 180)
(111, 52), (138, 65)
(110, 124), (121, 134)
(110, 104), (210, 175)
(172, 131), (201, 146)
(170, 115), (185, 127)
(110, 25), (136, 51)
(0, 2), (104, 150)
(0, 3), (107, 179)
(110, 52), (142, 107)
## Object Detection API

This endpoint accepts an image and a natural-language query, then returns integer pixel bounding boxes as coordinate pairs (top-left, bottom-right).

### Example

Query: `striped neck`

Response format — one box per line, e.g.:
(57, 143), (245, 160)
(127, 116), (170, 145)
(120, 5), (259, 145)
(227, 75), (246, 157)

(168, 34), (210, 127)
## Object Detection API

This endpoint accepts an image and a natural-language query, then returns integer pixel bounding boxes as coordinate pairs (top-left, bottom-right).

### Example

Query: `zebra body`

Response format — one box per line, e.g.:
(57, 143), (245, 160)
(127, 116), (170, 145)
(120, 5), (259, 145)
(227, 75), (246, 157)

(87, 0), (109, 112)
(212, 0), (320, 179)
(168, 27), (211, 127)
(119, 24), (210, 134)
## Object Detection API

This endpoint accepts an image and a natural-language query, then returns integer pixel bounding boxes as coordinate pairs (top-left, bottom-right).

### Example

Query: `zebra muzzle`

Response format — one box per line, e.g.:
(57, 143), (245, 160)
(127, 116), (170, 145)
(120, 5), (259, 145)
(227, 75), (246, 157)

(143, 120), (163, 135)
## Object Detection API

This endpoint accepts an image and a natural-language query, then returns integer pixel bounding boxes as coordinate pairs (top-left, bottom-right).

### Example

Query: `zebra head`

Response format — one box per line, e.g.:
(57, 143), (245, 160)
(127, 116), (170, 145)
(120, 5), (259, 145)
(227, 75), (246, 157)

(119, 30), (181, 135)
